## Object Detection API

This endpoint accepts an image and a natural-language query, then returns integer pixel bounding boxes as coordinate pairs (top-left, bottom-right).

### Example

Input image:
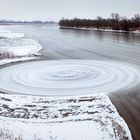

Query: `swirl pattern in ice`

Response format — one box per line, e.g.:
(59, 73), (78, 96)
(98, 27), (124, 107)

(0, 60), (140, 96)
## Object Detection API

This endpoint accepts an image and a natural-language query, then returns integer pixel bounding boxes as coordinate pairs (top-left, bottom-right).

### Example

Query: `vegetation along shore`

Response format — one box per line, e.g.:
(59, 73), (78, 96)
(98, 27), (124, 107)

(59, 13), (140, 31)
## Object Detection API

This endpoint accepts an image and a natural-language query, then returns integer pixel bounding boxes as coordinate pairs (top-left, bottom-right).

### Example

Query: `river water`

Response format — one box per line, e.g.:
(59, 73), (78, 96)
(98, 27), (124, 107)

(1, 24), (140, 139)
(1, 24), (140, 64)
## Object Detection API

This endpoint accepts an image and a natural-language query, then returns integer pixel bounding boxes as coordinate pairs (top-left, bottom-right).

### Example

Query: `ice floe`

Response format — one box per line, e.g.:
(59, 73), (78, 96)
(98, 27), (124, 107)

(0, 60), (139, 96)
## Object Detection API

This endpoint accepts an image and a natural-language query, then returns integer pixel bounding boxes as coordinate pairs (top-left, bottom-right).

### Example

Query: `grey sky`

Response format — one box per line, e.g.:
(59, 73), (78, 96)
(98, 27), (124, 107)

(0, 0), (140, 21)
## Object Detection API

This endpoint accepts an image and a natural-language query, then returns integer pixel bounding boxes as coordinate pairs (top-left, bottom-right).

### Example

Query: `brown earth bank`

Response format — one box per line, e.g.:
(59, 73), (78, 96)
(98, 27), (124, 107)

(109, 87), (140, 140)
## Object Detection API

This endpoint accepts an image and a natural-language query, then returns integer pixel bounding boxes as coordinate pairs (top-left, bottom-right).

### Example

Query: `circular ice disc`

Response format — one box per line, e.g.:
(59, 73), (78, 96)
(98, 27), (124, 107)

(0, 60), (140, 96)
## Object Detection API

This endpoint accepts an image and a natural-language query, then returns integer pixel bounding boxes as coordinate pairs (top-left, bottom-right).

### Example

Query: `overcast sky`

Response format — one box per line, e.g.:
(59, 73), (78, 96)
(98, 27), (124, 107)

(0, 0), (140, 21)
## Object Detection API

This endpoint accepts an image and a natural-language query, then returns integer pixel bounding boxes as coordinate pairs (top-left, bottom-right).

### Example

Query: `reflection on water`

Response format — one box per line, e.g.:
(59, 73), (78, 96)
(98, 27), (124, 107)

(59, 28), (93, 38)
(60, 27), (140, 43)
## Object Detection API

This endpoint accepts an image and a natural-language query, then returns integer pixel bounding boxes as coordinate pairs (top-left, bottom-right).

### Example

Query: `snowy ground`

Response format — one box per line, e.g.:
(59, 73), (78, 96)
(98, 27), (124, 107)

(0, 92), (132, 140)
(0, 29), (133, 140)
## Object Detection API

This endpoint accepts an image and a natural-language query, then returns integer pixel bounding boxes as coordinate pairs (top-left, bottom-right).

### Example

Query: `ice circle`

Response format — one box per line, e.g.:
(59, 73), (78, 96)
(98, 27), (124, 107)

(0, 60), (140, 96)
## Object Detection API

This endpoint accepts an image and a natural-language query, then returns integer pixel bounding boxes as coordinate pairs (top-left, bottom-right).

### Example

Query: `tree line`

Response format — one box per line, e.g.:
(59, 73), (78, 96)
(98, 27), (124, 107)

(0, 20), (56, 24)
(59, 13), (140, 31)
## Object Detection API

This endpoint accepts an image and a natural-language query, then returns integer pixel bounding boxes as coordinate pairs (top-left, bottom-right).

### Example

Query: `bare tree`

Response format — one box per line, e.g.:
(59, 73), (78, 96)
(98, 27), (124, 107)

(96, 16), (103, 29)
(134, 14), (140, 21)
(111, 13), (120, 22)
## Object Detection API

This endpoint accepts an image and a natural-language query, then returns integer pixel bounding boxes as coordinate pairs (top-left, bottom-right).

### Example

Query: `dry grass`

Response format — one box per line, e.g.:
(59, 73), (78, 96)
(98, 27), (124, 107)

(0, 129), (23, 140)
(0, 129), (58, 140)
(0, 50), (14, 59)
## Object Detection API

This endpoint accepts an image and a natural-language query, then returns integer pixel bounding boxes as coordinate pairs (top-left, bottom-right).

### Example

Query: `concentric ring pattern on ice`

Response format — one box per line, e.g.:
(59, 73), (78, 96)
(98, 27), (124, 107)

(0, 60), (140, 96)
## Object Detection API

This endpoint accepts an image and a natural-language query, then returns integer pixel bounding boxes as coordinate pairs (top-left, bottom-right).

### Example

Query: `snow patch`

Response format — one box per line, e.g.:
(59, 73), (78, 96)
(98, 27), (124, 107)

(0, 38), (42, 56)
(0, 30), (24, 38)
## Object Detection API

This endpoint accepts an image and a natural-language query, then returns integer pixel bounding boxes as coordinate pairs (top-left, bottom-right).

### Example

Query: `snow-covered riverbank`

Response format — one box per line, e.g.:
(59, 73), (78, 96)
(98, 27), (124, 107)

(0, 30), (42, 57)
(0, 92), (132, 140)
(60, 26), (140, 34)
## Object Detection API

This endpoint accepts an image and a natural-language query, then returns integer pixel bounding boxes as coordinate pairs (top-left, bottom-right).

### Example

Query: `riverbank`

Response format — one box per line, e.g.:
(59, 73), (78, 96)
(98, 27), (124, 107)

(60, 26), (140, 34)
(0, 79), (132, 140)
(109, 88), (140, 140)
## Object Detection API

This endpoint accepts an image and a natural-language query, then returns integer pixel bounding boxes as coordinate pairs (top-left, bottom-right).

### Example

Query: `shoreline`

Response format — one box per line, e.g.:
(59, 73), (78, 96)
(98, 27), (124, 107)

(109, 88), (140, 140)
(0, 92), (131, 140)
(59, 26), (140, 34)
